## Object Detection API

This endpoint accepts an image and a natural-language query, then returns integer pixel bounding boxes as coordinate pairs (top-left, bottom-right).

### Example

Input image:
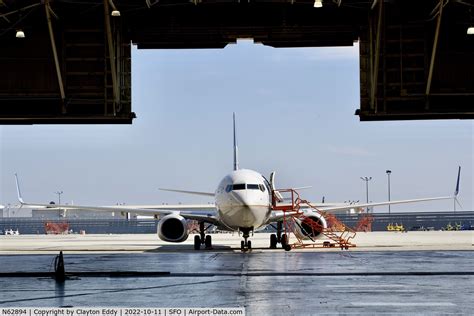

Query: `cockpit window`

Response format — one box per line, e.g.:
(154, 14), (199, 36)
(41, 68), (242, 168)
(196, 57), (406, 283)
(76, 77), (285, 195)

(227, 183), (264, 191)
(232, 183), (246, 190)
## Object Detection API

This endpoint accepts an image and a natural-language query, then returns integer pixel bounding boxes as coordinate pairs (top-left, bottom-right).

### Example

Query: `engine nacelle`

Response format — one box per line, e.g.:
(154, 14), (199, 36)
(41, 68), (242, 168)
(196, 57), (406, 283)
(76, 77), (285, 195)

(293, 211), (328, 240)
(157, 214), (189, 242)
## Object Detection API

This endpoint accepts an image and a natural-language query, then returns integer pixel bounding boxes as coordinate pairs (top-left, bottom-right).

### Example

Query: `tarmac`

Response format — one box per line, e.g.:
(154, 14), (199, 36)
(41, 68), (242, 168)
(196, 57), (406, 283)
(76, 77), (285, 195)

(0, 232), (473, 315)
(0, 231), (471, 254)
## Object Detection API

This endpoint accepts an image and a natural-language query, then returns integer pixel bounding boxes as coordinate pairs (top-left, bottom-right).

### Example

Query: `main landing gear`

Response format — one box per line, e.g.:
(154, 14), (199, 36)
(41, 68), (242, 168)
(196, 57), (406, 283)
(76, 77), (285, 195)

(269, 222), (291, 251)
(240, 228), (252, 252)
(194, 222), (212, 250)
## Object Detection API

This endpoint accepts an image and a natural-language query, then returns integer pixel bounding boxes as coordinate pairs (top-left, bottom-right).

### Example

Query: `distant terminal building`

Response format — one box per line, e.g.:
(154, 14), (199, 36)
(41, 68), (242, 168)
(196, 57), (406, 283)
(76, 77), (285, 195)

(0, 207), (472, 235)
(32, 207), (117, 219)
(0, 201), (472, 234)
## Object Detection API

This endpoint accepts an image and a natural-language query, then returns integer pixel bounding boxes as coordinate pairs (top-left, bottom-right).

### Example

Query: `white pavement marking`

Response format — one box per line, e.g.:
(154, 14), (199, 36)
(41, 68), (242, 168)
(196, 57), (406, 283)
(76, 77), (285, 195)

(351, 302), (456, 307)
(343, 290), (419, 293)
(326, 284), (408, 288)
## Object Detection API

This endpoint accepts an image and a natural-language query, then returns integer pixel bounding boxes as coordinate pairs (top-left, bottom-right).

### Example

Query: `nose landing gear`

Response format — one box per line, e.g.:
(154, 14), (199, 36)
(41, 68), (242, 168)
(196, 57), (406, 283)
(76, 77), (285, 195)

(240, 228), (252, 252)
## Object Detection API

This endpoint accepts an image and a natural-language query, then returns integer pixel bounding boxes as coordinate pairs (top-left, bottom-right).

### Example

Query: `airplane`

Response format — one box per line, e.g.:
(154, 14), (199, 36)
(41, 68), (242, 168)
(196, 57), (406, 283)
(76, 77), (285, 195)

(14, 114), (461, 252)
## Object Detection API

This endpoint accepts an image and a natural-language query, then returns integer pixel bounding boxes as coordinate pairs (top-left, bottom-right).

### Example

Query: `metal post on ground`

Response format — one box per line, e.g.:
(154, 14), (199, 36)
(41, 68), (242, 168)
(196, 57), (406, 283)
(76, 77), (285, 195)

(55, 191), (63, 205)
(360, 177), (372, 213)
(386, 170), (392, 214)
(54, 251), (66, 282)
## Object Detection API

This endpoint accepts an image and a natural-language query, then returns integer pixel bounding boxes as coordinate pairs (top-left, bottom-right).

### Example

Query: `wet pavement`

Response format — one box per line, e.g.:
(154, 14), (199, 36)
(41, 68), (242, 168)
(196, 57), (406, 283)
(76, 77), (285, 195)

(0, 251), (473, 315)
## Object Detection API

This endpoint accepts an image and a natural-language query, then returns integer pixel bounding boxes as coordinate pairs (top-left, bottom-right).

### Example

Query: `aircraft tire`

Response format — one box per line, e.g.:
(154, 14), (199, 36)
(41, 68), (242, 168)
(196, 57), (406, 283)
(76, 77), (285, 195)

(205, 235), (212, 249)
(247, 240), (252, 249)
(194, 235), (201, 250)
(270, 234), (278, 249)
(281, 234), (288, 249)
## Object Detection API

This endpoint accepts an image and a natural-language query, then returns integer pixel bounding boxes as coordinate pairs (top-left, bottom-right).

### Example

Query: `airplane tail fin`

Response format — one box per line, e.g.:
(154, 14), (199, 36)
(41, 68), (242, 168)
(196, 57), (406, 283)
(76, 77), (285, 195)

(233, 112), (239, 171)
(14, 173), (25, 204)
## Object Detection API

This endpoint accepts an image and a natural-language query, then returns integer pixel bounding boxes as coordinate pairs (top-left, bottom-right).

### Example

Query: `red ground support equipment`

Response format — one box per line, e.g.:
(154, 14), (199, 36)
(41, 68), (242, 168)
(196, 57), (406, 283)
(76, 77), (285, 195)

(187, 220), (200, 234)
(355, 214), (374, 232)
(44, 221), (70, 235)
(272, 189), (357, 250)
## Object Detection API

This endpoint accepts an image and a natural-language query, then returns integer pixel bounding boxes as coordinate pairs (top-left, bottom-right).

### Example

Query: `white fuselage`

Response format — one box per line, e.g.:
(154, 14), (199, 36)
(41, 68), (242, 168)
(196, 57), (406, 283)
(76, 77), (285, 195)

(214, 169), (272, 231)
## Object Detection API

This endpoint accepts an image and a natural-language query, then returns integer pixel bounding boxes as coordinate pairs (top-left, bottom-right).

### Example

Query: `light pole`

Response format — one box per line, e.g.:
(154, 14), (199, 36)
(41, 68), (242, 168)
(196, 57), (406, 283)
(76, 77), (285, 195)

(54, 191), (63, 205)
(360, 177), (372, 213)
(386, 170), (392, 214)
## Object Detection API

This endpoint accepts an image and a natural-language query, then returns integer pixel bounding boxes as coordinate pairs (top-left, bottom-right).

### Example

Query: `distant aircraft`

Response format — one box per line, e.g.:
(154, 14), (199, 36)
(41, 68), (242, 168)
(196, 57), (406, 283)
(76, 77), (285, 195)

(15, 114), (461, 252)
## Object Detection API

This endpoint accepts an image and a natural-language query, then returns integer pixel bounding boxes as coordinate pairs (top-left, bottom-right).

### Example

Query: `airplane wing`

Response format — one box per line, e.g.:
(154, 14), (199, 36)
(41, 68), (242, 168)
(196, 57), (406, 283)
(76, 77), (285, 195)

(268, 166), (461, 222)
(266, 195), (455, 223)
(14, 174), (219, 224)
(318, 166), (461, 213)
(317, 195), (455, 212)
(299, 203), (350, 209)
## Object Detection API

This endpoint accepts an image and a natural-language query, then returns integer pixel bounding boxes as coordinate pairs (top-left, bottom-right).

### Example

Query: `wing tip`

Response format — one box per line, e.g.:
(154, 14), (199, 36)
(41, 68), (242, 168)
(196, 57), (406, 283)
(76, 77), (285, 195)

(454, 165), (461, 196)
(14, 173), (25, 204)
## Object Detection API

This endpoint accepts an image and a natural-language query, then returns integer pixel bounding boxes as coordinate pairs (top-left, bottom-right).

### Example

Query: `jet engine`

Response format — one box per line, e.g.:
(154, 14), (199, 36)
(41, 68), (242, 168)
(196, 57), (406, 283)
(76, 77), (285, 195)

(157, 214), (189, 242)
(293, 211), (328, 240)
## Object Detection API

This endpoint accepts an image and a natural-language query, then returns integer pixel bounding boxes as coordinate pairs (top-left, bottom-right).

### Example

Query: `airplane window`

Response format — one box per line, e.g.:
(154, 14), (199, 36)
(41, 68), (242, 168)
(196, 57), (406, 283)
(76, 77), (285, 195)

(247, 184), (259, 190)
(232, 184), (246, 190)
(225, 185), (232, 193)
(259, 184), (266, 192)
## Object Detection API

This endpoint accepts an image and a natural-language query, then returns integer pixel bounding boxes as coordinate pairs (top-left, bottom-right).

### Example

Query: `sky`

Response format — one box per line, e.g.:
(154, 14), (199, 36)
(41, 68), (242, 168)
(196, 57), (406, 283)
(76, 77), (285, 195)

(0, 40), (472, 214)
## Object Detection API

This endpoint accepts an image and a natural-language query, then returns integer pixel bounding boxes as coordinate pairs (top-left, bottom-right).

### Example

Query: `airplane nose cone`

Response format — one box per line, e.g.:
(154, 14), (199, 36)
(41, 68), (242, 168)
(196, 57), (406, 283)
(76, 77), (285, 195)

(231, 191), (251, 206)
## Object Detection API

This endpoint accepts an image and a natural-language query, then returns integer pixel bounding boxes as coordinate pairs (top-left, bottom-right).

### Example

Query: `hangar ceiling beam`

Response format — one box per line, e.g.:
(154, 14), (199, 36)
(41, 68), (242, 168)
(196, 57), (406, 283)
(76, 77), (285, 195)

(104, 0), (119, 115)
(108, 0), (119, 14)
(0, 0), (9, 23)
(0, 0), (471, 123)
(370, 0), (378, 10)
(45, 0), (65, 113)
(145, 0), (159, 9)
(370, 0), (383, 110)
(425, 0), (444, 100)
(0, 2), (41, 19)
(453, 0), (474, 7)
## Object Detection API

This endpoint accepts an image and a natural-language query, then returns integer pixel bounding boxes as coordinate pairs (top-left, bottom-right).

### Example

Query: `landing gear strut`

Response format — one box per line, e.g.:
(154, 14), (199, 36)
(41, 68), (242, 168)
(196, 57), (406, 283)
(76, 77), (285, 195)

(194, 222), (212, 250)
(277, 221), (282, 243)
(240, 228), (252, 252)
